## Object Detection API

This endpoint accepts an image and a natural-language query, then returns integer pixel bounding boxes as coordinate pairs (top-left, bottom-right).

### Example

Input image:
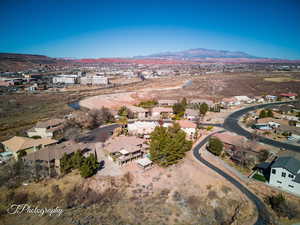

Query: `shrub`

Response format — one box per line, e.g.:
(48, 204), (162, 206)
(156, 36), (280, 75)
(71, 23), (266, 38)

(206, 126), (214, 131)
(267, 194), (298, 219)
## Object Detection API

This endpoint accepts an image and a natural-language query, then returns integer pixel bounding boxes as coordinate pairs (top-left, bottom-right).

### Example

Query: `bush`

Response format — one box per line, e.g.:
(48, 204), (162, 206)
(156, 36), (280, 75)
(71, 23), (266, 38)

(137, 100), (158, 108)
(206, 126), (214, 131)
(258, 149), (270, 162)
(267, 194), (298, 219)
(207, 137), (223, 156)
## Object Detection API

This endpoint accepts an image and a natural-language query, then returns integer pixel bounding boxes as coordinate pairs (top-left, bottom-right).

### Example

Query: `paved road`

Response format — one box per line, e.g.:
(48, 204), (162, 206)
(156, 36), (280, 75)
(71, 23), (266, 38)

(193, 131), (270, 225)
(223, 101), (300, 152)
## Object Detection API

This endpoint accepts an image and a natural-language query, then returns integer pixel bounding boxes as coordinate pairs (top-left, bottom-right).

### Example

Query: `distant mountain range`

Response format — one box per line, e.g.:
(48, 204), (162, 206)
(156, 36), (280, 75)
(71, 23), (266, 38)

(135, 48), (259, 59)
(1, 48), (300, 72)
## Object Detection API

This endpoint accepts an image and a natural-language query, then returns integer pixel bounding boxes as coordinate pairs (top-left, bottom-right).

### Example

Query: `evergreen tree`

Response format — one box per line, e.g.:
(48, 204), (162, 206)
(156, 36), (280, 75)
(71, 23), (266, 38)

(172, 103), (185, 118)
(207, 137), (223, 156)
(71, 151), (84, 169)
(267, 109), (274, 118)
(199, 103), (209, 117)
(60, 153), (72, 174)
(259, 109), (267, 118)
(79, 154), (99, 178)
(181, 97), (187, 107)
(149, 124), (192, 167)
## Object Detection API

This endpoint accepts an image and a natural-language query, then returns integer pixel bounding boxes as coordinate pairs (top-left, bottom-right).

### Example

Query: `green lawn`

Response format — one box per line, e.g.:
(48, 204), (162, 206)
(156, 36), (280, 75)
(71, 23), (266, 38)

(252, 173), (267, 182)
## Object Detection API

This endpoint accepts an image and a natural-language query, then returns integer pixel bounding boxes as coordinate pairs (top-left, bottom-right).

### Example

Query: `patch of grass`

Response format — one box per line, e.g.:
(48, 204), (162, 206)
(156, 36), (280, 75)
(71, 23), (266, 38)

(252, 173), (267, 182)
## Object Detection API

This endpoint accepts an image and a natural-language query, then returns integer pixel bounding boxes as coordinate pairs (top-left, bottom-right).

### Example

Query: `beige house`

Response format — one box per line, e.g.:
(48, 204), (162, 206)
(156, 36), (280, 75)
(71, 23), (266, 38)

(2, 136), (58, 160)
(24, 144), (92, 176)
(27, 119), (64, 138)
(151, 107), (173, 119)
(104, 136), (146, 166)
(127, 105), (150, 119)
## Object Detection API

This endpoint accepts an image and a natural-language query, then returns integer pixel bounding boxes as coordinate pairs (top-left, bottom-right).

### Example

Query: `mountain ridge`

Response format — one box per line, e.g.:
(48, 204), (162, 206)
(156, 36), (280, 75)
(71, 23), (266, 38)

(134, 48), (261, 59)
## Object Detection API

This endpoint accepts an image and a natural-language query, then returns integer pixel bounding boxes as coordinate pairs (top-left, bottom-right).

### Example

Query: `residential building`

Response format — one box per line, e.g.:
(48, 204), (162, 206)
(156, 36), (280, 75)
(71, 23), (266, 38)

(80, 75), (108, 85)
(158, 99), (178, 106)
(52, 74), (79, 84)
(189, 99), (214, 107)
(234, 96), (253, 103)
(127, 105), (150, 119)
(184, 109), (199, 121)
(24, 144), (92, 176)
(269, 156), (300, 195)
(151, 107), (173, 119)
(27, 119), (64, 138)
(265, 95), (277, 102)
(2, 136), (58, 160)
(104, 136), (146, 166)
(177, 120), (197, 139)
(280, 93), (298, 100)
(127, 121), (172, 136)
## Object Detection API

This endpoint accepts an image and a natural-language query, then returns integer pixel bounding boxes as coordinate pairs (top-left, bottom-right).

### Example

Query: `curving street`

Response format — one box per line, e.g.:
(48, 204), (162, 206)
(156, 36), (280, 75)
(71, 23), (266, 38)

(193, 101), (300, 224)
(193, 131), (270, 225)
(223, 101), (300, 152)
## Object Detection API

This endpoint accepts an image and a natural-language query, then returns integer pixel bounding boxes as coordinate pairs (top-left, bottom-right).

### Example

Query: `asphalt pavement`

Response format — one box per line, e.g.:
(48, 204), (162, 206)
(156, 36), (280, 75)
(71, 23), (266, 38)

(223, 101), (300, 152)
(193, 131), (270, 225)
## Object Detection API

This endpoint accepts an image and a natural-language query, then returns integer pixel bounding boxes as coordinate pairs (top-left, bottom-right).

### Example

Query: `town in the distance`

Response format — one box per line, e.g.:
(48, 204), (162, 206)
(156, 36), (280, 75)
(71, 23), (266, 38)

(1, 49), (300, 225)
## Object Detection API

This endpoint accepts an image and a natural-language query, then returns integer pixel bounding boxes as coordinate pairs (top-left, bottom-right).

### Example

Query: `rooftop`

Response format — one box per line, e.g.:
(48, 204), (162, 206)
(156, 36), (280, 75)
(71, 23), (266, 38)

(177, 120), (197, 129)
(271, 156), (300, 175)
(2, 136), (58, 153)
(104, 136), (144, 154)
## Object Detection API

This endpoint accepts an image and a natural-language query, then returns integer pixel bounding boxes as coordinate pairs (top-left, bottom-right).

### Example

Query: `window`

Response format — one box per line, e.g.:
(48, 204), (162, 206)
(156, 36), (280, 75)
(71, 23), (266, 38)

(288, 174), (294, 178)
(272, 169), (276, 174)
(288, 185), (294, 188)
(281, 172), (286, 178)
(277, 181), (282, 184)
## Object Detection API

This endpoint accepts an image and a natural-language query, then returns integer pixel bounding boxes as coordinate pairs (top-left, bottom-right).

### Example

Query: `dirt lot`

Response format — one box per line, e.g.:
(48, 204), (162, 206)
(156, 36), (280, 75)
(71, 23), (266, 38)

(80, 72), (300, 111)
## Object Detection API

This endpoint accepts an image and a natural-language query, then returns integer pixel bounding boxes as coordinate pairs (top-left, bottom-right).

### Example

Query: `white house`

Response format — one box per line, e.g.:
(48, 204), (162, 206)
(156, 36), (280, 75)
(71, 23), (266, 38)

(128, 121), (172, 136)
(27, 119), (64, 138)
(234, 96), (252, 103)
(184, 109), (199, 121)
(265, 95), (277, 102)
(52, 74), (79, 84)
(269, 156), (300, 195)
(80, 76), (108, 85)
(178, 120), (197, 139)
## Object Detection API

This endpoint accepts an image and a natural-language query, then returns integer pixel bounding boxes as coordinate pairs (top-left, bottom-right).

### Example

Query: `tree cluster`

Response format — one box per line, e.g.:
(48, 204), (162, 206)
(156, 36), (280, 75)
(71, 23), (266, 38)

(60, 151), (99, 178)
(259, 109), (273, 118)
(172, 98), (188, 119)
(149, 123), (192, 167)
(137, 100), (158, 108)
(66, 107), (115, 130)
(192, 102), (209, 117)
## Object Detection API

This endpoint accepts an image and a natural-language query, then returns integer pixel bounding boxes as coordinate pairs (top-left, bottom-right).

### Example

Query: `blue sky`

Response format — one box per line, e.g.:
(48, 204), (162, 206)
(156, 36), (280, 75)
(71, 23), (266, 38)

(0, 0), (300, 59)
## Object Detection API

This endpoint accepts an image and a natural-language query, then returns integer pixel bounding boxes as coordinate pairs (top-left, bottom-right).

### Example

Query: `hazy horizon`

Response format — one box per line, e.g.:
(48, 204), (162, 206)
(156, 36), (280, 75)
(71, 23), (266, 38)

(1, 0), (300, 59)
